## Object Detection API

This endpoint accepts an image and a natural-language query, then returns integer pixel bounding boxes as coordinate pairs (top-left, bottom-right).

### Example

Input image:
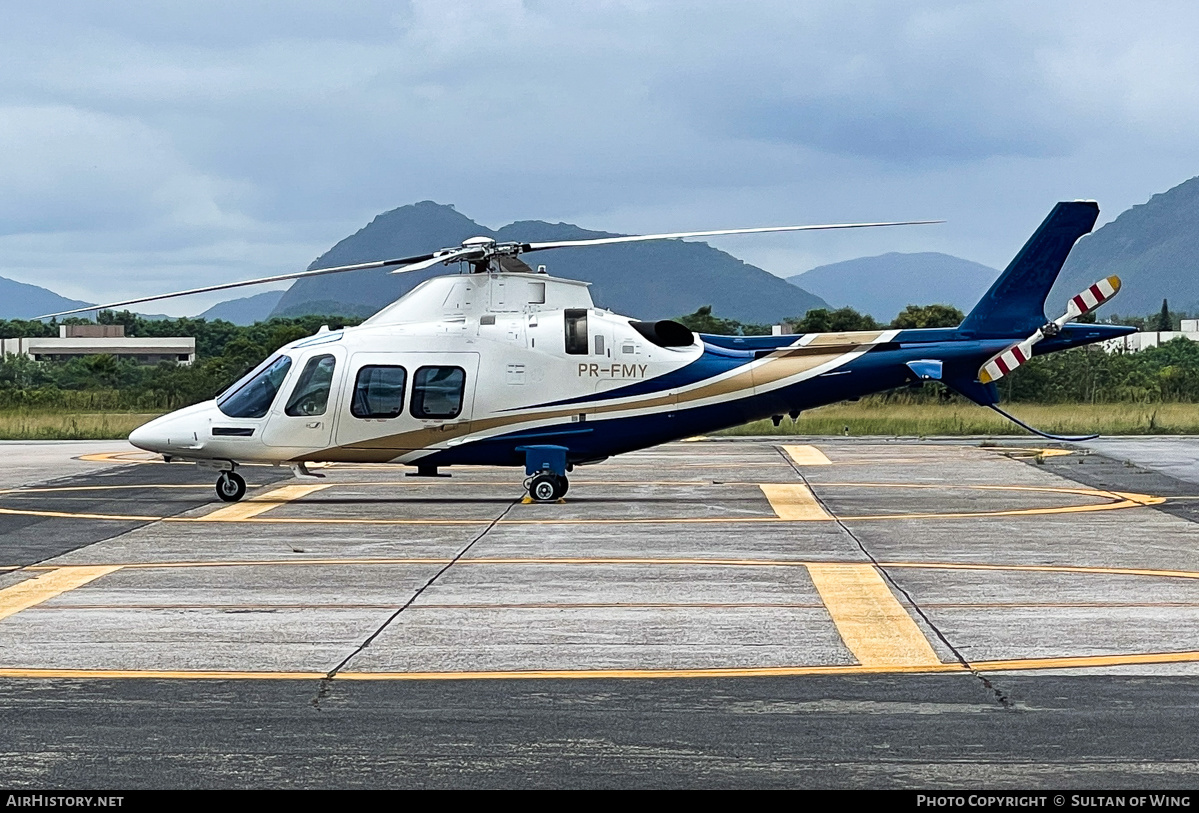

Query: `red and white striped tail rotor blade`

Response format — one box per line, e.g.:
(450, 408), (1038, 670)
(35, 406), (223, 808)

(1062, 275), (1121, 321)
(979, 335), (1039, 385)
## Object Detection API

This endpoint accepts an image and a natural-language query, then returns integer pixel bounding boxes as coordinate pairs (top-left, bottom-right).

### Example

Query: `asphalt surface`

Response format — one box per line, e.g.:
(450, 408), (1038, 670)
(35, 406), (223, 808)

(0, 437), (1197, 789)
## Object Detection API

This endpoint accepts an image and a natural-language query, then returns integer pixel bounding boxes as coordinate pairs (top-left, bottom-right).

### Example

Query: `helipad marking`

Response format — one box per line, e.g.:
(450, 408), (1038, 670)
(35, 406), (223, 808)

(202, 483), (332, 522)
(759, 484), (831, 520)
(0, 566), (122, 622)
(0, 483), (1166, 525)
(806, 563), (941, 667)
(783, 445), (831, 466)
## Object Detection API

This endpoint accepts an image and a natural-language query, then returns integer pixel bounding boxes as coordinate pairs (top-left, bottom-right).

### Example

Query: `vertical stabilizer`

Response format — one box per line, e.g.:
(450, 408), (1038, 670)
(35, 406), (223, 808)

(959, 201), (1099, 337)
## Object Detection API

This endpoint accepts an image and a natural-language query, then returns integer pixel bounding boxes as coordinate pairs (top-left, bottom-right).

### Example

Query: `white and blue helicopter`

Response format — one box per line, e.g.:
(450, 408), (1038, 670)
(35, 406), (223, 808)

(44, 201), (1132, 503)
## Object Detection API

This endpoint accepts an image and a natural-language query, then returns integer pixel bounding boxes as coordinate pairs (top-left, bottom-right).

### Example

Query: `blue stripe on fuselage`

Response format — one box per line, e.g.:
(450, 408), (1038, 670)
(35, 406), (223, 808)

(423, 325), (1133, 468)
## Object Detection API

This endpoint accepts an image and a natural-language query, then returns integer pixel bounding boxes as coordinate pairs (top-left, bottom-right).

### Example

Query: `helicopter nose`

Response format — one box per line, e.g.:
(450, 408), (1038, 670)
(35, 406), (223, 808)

(129, 420), (169, 453)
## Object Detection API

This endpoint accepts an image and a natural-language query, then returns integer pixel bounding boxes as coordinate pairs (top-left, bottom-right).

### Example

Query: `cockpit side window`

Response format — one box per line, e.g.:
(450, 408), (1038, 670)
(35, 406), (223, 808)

(285, 354), (337, 417)
(218, 355), (293, 418)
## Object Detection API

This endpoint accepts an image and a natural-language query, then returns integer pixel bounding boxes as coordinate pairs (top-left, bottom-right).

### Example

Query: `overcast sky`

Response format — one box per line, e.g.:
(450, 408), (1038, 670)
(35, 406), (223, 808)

(2, 1), (1197, 314)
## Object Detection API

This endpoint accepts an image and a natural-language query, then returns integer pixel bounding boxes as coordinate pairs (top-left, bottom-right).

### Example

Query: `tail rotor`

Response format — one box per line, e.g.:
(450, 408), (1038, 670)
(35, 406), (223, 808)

(978, 275), (1121, 385)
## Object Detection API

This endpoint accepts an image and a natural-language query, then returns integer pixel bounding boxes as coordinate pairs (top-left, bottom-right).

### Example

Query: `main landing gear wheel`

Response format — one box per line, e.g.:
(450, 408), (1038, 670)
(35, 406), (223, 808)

(215, 471), (247, 502)
(528, 473), (568, 502)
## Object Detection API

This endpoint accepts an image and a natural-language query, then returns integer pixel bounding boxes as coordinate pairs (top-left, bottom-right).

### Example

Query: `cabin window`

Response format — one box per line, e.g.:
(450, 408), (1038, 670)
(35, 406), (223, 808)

(351, 365), (407, 419)
(594, 334), (605, 355)
(564, 309), (588, 355)
(218, 355), (293, 418)
(411, 366), (466, 419)
(285, 354), (337, 417)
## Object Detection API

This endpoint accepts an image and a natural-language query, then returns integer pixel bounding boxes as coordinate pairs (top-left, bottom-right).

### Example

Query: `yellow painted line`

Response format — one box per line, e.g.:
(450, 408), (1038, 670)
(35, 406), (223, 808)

(0, 486), (1164, 526)
(3, 480), (713, 494)
(5, 558), (1193, 588)
(878, 561), (1199, 581)
(759, 483), (832, 521)
(782, 444), (831, 466)
(0, 566), (122, 622)
(203, 483), (332, 521)
(335, 664), (962, 680)
(806, 563), (941, 667)
(11, 650), (1199, 681)
(0, 494), (1165, 532)
(0, 664), (966, 681)
(2, 484), (217, 495)
(974, 651), (1199, 672)
(76, 452), (161, 463)
(0, 668), (329, 680)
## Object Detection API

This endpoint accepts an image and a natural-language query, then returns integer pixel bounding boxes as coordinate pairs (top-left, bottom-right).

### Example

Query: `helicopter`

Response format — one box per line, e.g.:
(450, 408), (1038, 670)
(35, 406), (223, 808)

(43, 200), (1133, 503)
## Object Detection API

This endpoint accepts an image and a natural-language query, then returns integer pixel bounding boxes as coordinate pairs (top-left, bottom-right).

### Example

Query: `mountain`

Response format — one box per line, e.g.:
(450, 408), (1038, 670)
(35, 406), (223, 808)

(271, 201), (829, 323)
(0, 275), (92, 320)
(786, 252), (1000, 321)
(199, 290), (286, 325)
(1051, 176), (1199, 317)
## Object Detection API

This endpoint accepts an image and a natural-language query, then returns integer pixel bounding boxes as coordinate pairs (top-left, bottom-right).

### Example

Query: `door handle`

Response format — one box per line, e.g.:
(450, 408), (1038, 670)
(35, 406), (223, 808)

(306, 421), (323, 429)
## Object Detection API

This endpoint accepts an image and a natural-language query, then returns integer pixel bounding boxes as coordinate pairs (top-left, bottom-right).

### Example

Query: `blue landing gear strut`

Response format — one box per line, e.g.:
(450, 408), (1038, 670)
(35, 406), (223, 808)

(519, 444), (570, 502)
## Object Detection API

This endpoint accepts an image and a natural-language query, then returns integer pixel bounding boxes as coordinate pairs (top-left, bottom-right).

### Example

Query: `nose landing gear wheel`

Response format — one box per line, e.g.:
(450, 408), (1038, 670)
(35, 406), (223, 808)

(528, 472), (567, 502)
(215, 471), (247, 502)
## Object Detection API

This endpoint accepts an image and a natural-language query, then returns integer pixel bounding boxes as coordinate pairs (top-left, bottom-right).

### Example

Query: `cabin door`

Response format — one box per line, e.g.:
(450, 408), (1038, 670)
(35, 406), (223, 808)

(260, 346), (347, 451)
(334, 352), (480, 452)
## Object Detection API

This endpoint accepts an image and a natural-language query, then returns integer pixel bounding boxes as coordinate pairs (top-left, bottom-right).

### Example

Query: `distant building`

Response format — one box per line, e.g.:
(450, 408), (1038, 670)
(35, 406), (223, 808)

(0, 325), (195, 365)
(772, 322), (797, 336)
(1103, 321), (1199, 353)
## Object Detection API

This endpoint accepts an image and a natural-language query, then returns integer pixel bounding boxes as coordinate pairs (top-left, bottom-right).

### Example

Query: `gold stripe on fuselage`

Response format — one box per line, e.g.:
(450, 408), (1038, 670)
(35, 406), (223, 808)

(296, 333), (887, 462)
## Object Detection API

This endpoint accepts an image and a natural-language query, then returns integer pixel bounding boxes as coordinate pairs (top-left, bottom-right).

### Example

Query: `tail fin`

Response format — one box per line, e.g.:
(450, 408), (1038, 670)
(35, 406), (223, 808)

(959, 201), (1099, 337)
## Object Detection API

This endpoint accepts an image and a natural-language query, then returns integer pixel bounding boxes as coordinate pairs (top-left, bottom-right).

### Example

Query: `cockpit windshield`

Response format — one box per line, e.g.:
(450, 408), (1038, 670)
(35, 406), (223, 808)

(217, 355), (293, 418)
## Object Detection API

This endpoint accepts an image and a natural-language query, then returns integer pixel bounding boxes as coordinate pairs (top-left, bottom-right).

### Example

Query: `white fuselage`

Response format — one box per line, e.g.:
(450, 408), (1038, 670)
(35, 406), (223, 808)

(130, 272), (708, 466)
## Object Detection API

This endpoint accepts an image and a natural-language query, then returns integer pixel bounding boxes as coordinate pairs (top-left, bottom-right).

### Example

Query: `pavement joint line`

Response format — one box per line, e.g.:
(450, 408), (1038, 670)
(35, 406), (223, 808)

(782, 444), (832, 466)
(203, 483), (333, 521)
(0, 566), (123, 622)
(7, 650), (1199, 681)
(806, 563), (942, 668)
(773, 443), (1013, 707)
(316, 491), (525, 699)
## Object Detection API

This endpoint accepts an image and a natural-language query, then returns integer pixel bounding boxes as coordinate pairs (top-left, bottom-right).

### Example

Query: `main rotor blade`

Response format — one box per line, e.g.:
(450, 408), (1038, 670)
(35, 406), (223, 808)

(36, 253), (437, 319)
(523, 220), (944, 251)
(387, 246), (481, 275)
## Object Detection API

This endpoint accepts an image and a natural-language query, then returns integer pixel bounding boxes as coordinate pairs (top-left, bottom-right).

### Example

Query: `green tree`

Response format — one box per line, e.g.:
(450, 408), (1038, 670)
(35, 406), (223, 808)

(891, 304), (965, 329)
(1157, 299), (1172, 332)
(788, 307), (880, 333)
(675, 306), (769, 336)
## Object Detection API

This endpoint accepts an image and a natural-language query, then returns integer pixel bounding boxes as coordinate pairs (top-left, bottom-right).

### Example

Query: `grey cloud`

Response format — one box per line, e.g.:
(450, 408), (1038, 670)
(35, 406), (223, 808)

(0, 1), (1198, 310)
